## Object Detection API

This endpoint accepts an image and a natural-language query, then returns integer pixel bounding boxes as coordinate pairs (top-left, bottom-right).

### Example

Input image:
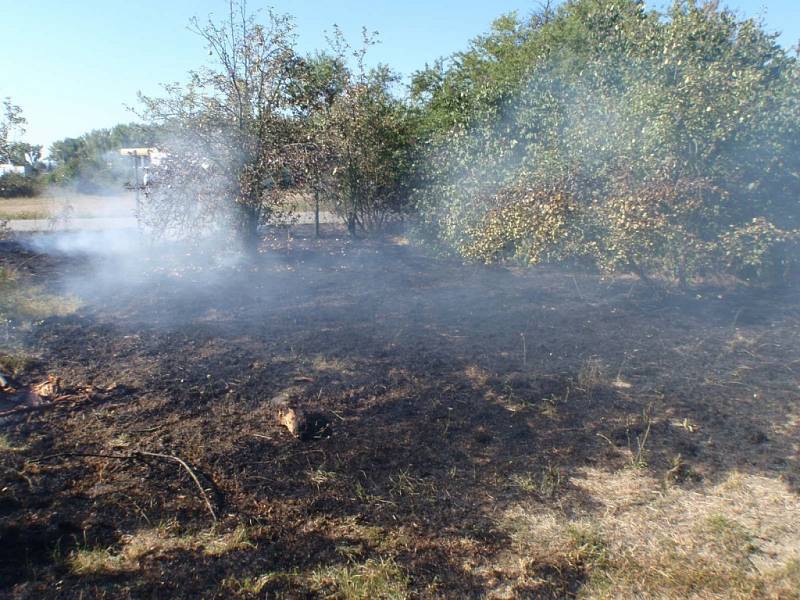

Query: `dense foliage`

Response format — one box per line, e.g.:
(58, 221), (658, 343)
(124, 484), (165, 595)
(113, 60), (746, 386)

(9, 1), (798, 284)
(0, 99), (40, 198)
(308, 30), (417, 234)
(0, 173), (38, 198)
(411, 0), (800, 285)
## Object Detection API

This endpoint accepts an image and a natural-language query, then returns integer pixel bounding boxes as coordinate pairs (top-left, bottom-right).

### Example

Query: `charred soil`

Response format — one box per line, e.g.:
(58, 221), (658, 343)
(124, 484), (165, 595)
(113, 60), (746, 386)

(1, 230), (798, 598)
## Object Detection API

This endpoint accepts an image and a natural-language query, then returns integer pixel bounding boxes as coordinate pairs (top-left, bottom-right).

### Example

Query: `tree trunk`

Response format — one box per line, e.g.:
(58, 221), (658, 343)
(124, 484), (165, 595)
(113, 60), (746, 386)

(629, 257), (655, 288)
(314, 190), (320, 238)
(240, 205), (261, 258)
(677, 256), (688, 292)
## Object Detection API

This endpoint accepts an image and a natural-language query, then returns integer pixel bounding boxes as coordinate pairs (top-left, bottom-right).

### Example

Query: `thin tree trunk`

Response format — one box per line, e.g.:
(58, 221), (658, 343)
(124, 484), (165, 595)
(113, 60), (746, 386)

(314, 189), (320, 238)
(240, 204), (260, 259)
(629, 256), (655, 288)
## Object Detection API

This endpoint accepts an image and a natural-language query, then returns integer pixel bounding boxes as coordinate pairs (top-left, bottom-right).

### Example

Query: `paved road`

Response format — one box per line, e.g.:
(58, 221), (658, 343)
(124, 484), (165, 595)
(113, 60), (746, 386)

(7, 211), (338, 232)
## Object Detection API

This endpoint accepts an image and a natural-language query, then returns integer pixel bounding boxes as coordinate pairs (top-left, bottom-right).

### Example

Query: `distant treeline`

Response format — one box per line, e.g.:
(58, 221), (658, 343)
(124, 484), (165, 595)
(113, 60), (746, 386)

(46, 123), (159, 192)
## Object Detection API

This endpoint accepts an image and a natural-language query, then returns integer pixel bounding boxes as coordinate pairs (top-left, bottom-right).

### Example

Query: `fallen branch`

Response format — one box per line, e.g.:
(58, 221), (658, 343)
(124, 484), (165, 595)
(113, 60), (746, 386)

(33, 449), (218, 523)
(134, 450), (218, 523)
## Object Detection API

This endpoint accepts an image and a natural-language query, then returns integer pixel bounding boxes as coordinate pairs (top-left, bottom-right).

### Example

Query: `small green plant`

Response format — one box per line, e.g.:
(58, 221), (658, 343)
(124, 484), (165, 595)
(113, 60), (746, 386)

(310, 557), (408, 600)
(630, 407), (653, 469)
(567, 524), (609, 570)
(510, 465), (564, 500)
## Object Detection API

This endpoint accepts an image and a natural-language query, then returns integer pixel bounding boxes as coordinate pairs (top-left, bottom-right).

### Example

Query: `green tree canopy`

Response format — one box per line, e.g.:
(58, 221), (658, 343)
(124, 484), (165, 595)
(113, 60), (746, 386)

(413, 0), (800, 285)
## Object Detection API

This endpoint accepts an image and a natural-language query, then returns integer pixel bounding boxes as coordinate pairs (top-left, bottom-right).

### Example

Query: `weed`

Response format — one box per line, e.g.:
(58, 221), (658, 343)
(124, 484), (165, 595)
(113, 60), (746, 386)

(567, 524), (609, 569)
(539, 465), (564, 500)
(308, 467), (338, 490)
(664, 453), (699, 484)
(510, 465), (564, 500)
(597, 406), (654, 469)
(630, 406), (653, 469)
(0, 351), (33, 377)
(310, 557), (408, 600)
(578, 357), (607, 399)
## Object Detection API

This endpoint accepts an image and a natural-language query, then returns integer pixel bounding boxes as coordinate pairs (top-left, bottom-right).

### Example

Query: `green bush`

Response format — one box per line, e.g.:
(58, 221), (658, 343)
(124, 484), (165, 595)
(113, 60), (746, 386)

(0, 173), (39, 198)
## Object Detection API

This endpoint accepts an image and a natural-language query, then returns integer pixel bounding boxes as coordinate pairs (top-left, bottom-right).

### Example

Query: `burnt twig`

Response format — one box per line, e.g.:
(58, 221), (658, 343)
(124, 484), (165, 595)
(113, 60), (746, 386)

(32, 449), (219, 523)
(134, 450), (218, 523)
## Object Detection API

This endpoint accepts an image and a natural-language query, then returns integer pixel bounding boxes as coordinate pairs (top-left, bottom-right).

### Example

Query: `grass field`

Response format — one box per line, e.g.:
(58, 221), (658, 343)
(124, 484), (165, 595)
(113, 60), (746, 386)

(0, 191), (324, 224)
(0, 190), (136, 221)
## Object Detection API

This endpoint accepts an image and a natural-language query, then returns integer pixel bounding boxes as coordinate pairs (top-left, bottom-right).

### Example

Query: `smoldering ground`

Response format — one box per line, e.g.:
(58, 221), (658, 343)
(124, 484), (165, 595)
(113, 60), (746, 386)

(1, 224), (799, 598)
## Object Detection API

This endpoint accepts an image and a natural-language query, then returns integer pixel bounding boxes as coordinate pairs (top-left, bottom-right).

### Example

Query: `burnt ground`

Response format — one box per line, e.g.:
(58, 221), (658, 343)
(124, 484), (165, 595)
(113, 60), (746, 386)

(0, 229), (798, 598)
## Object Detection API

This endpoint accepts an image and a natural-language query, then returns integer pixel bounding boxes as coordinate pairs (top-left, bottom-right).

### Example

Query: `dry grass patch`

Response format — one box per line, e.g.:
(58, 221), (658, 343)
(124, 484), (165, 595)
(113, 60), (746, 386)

(0, 191), (136, 220)
(68, 524), (257, 575)
(309, 557), (409, 600)
(223, 554), (409, 599)
(494, 467), (800, 599)
(509, 465), (565, 500)
(0, 434), (27, 452)
(311, 354), (355, 374)
(0, 266), (81, 321)
(223, 571), (299, 596)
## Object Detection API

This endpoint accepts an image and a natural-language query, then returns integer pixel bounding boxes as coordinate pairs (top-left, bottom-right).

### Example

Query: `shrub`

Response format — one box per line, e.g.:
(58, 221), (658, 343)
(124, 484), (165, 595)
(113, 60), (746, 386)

(0, 173), (38, 198)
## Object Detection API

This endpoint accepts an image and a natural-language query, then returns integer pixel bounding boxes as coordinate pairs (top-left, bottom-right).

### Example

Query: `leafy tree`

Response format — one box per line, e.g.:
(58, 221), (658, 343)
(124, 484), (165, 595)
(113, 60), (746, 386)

(413, 0), (800, 286)
(138, 0), (313, 254)
(0, 99), (26, 165)
(312, 28), (417, 235)
(0, 99), (40, 198)
(7, 142), (42, 168)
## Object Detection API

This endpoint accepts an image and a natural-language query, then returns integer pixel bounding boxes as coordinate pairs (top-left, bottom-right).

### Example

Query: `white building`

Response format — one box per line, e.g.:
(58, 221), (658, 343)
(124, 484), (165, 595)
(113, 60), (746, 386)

(0, 164), (26, 176)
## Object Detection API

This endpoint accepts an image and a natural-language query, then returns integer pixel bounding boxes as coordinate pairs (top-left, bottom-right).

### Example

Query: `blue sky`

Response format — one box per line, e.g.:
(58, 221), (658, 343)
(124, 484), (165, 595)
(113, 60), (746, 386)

(1, 0), (797, 153)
